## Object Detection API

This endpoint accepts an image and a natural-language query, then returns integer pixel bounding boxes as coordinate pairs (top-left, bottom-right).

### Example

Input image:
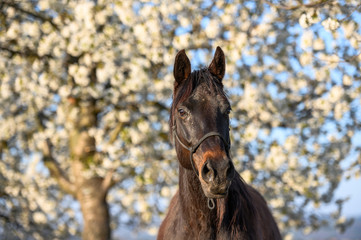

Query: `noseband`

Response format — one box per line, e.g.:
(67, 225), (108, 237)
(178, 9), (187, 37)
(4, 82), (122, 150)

(172, 126), (230, 177)
(172, 125), (231, 210)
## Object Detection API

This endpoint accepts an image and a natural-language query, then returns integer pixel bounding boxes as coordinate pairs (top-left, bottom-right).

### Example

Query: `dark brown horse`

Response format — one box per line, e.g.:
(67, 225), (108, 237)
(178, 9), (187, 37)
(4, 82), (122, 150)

(157, 47), (282, 240)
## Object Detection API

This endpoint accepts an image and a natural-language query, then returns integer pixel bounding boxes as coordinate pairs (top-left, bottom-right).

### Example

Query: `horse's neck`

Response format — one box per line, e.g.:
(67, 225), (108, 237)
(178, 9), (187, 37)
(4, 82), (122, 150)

(178, 166), (218, 223)
(177, 166), (255, 240)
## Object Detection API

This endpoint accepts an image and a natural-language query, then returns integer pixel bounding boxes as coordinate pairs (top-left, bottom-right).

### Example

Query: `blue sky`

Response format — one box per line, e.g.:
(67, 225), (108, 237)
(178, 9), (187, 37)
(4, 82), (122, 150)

(337, 177), (361, 217)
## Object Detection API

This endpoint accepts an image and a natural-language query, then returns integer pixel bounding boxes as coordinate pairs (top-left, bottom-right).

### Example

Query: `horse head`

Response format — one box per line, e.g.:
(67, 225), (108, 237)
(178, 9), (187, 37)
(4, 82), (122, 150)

(171, 47), (235, 199)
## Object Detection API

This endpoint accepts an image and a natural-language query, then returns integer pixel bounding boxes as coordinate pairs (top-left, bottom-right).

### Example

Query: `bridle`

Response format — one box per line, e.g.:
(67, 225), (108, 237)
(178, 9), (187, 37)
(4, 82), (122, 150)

(172, 125), (231, 209)
(172, 125), (230, 177)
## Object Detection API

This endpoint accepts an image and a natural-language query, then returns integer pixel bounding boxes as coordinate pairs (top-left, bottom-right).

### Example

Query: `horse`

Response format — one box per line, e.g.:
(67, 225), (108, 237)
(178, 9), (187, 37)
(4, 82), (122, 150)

(157, 47), (282, 240)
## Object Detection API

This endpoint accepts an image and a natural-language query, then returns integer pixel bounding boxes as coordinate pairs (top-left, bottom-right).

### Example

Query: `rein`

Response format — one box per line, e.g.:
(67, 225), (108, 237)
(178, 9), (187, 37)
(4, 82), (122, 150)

(172, 125), (230, 209)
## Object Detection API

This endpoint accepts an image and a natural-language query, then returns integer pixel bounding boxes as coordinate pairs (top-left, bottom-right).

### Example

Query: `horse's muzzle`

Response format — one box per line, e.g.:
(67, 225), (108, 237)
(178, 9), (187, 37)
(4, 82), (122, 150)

(200, 159), (235, 198)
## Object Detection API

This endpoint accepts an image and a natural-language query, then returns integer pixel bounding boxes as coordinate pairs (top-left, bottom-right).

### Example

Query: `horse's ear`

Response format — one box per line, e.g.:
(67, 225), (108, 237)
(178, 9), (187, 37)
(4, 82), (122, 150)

(174, 49), (191, 87)
(208, 46), (225, 80)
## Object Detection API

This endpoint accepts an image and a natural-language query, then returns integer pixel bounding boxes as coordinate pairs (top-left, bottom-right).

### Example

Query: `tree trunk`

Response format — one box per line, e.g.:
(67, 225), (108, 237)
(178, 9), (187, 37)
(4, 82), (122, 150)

(70, 100), (112, 240)
(43, 99), (115, 240)
(77, 177), (110, 240)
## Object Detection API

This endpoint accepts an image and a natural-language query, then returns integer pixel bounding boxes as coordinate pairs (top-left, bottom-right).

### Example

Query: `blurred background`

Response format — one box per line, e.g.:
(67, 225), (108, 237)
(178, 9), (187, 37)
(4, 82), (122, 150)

(0, 0), (360, 239)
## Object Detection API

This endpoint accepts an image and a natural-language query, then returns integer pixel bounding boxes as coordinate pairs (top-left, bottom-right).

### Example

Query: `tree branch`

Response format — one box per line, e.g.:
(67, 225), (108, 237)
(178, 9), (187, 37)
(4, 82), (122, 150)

(263, 0), (334, 10)
(101, 169), (128, 192)
(3, 1), (59, 30)
(0, 213), (22, 229)
(101, 170), (115, 192)
(42, 139), (76, 197)
(0, 45), (52, 59)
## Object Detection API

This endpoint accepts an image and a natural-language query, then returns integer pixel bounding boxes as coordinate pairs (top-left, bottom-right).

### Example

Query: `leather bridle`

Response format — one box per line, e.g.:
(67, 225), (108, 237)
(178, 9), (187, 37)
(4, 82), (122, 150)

(172, 125), (231, 210)
(172, 125), (230, 177)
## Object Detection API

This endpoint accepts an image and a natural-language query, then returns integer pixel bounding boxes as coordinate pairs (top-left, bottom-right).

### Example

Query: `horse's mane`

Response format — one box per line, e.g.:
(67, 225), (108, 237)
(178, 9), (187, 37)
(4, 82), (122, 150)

(216, 173), (258, 239)
(169, 68), (229, 138)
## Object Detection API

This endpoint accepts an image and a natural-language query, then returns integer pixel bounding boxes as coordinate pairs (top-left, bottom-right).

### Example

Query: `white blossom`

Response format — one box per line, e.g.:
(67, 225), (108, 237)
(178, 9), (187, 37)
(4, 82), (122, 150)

(33, 212), (47, 224)
(205, 19), (220, 38)
(22, 22), (40, 38)
(322, 18), (340, 31)
(299, 10), (321, 28)
(0, 1), (359, 238)
(313, 38), (325, 51)
(343, 75), (352, 86)
(334, 101), (349, 120)
(6, 21), (20, 39)
(284, 135), (298, 152)
(329, 85), (344, 103)
(301, 31), (313, 49)
(244, 123), (259, 142)
(300, 52), (312, 66)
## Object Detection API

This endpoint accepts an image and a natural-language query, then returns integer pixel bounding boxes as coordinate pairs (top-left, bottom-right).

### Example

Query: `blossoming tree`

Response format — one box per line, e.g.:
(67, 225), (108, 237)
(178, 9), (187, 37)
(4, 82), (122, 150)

(0, 0), (360, 239)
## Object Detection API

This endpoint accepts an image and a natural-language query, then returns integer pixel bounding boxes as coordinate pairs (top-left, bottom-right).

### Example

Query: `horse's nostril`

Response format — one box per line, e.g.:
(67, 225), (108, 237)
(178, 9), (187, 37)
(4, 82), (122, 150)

(201, 161), (215, 183)
(203, 163), (210, 175)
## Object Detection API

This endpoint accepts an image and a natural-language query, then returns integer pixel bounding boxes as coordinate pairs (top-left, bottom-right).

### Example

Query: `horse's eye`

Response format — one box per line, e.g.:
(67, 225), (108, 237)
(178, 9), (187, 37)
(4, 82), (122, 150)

(178, 108), (187, 117)
(225, 108), (231, 115)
